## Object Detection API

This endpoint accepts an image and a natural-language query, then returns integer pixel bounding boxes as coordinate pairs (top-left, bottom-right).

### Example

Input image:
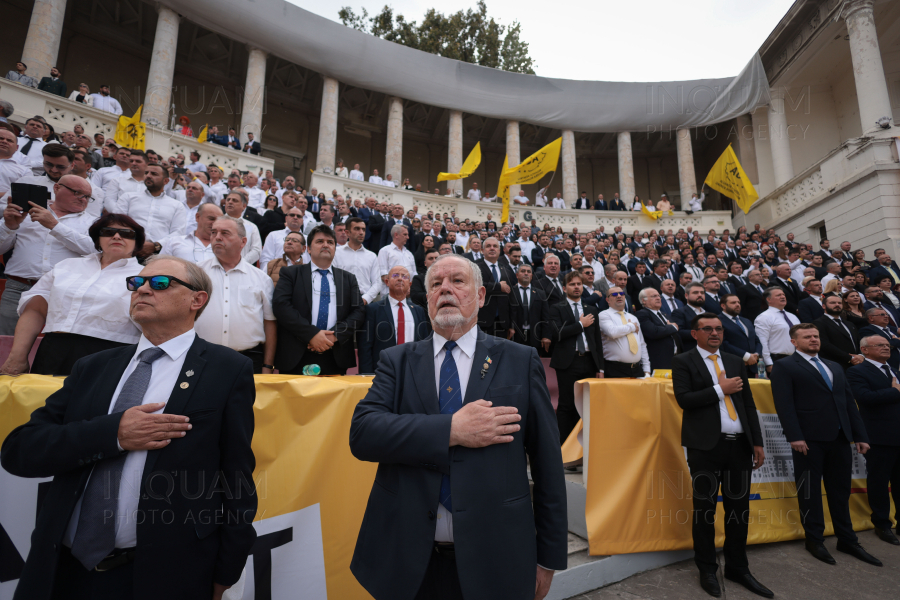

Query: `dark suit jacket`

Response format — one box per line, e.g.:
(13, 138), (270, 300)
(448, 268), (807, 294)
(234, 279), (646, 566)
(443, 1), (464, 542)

(260, 205), (286, 240)
(627, 274), (647, 303)
(551, 249), (571, 273)
(271, 263), (365, 371)
(727, 275), (747, 290)
(534, 275), (565, 305)
(813, 315), (860, 369)
(736, 284), (766, 323)
(241, 206), (263, 228)
(702, 293), (723, 314)
(359, 207), (385, 250)
(476, 259), (516, 331)
(38, 77), (67, 97)
(509, 285), (551, 350)
(865, 263), (900, 285)
(659, 295), (684, 318)
(358, 297), (431, 373)
(863, 300), (900, 329)
(672, 306), (702, 351)
(549, 300), (604, 372)
(593, 200), (608, 211)
(410, 273), (427, 308)
(846, 361), (900, 446)
(768, 276), (801, 315)
(770, 353), (868, 443)
(797, 297), (824, 323)
(858, 324), (900, 369)
(641, 273), (665, 292)
(242, 140), (260, 155)
(608, 199), (626, 211)
(672, 349), (764, 451)
(637, 309), (682, 371)
(0, 337), (257, 599)
(380, 217), (415, 252)
(349, 331), (567, 600)
(720, 313), (763, 359)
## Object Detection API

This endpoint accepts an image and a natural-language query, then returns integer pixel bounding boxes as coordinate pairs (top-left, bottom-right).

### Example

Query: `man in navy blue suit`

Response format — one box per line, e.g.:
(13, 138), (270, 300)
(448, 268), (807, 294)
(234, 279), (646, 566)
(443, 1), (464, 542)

(770, 324), (880, 567)
(593, 194), (608, 211)
(672, 283), (707, 352)
(701, 276), (724, 314)
(847, 336), (900, 545)
(380, 204), (416, 252)
(350, 254), (567, 600)
(636, 288), (682, 371)
(358, 265), (432, 373)
(659, 278), (684, 318)
(797, 278), (825, 323)
(863, 286), (900, 329)
(858, 306), (900, 369)
(719, 294), (762, 377)
(866, 252), (900, 286)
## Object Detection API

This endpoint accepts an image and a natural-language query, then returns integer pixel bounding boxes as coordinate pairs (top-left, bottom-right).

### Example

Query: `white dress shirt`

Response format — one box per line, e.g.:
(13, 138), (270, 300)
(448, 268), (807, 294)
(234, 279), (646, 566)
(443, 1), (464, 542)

(195, 257), (275, 351)
(207, 181), (229, 204)
(389, 296), (416, 344)
(260, 227), (311, 266)
(754, 306), (800, 365)
(0, 157), (30, 198)
(16, 136), (46, 172)
(689, 193), (704, 212)
(104, 175), (148, 211)
(63, 329), (197, 550)
(382, 179), (396, 188)
(467, 189), (482, 202)
(118, 189), (187, 242)
(310, 263), (338, 330)
(431, 325), (478, 542)
(349, 169), (364, 181)
(597, 308), (651, 374)
(517, 238), (536, 259)
(335, 167), (349, 178)
(92, 165), (130, 194)
(18, 253), (142, 343)
(90, 93), (123, 115)
(239, 218), (263, 265)
(0, 208), (96, 279)
(158, 233), (215, 263)
(569, 299), (591, 350)
(377, 243), (417, 281)
(694, 347), (744, 434)
(551, 197), (567, 209)
(333, 243), (383, 303)
(186, 161), (207, 173)
(368, 175), (383, 185)
(821, 273), (838, 288)
(244, 187), (266, 211)
(534, 190), (547, 207)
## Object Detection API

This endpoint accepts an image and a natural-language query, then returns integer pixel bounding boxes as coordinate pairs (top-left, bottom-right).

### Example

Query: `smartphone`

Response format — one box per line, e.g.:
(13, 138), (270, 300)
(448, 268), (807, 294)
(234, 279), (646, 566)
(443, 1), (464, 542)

(173, 167), (187, 174)
(10, 183), (51, 211)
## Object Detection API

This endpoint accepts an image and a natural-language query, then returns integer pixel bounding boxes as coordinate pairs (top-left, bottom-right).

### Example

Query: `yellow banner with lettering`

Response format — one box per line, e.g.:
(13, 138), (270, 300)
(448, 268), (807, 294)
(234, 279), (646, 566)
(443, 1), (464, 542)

(498, 137), (562, 223)
(437, 142), (481, 182)
(704, 144), (759, 214)
(113, 105), (146, 151)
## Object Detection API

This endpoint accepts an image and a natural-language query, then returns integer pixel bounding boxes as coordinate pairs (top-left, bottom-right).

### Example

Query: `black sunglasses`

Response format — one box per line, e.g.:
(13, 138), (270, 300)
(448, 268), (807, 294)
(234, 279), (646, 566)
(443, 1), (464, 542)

(99, 227), (136, 240)
(126, 275), (199, 292)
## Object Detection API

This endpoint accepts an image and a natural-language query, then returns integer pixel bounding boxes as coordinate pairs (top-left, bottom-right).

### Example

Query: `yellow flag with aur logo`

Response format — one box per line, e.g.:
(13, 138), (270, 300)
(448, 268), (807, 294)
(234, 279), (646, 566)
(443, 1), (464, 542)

(437, 142), (481, 182)
(114, 105), (146, 151)
(704, 144), (758, 214)
(498, 137), (562, 222)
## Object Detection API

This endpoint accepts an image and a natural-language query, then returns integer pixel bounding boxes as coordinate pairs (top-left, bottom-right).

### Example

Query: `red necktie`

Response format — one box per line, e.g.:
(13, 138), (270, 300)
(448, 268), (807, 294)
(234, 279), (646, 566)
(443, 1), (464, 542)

(397, 302), (405, 344)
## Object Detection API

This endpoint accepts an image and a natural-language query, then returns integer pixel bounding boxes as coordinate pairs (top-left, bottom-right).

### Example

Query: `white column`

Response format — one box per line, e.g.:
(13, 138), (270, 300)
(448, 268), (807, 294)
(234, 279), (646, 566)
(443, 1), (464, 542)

(506, 120), (521, 200)
(675, 128), (697, 210)
(385, 96), (404, 185)
(842, 0), (894, 132)
(735, 113), (759, 185)
(768, 87), (795, 188)
(617, 131), (635, 203)
(447, 110), (463, 194)
(561, 130), (578, 204)
(240, 47), (268, 143)
(21, 0), (67, 81)
(315, 77), (339, 173)
(142, 6), (181, 128)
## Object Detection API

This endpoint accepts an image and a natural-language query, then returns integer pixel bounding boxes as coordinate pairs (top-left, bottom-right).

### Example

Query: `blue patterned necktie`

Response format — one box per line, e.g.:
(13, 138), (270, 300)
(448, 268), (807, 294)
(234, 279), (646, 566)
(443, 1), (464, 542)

(811, 356), (832, 390)
(491, 264), (500, 317)
(438, 340), (462, 512)
(70, 347), (167, 570)
(316, 269), (330, 330)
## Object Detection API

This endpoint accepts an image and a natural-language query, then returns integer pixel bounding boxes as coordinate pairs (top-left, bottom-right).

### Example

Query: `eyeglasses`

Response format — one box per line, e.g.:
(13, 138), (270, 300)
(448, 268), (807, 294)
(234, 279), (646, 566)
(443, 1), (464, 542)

(43, 160), (71, 173)
(695, 326), (724, 333)
(126, 275), (199, 292)
(867, 343), (891, 348)
(58, 183), (94, 202)
(99, 227), (136, 239)
(608, 291), (626, 297)
(390, 273), (411, 281)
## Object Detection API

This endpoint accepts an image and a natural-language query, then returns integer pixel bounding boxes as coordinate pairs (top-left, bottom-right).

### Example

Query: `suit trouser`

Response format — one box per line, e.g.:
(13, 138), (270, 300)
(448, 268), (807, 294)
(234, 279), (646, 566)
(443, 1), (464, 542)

(792, 437), (858, 544)
(686, 435), (753, 575)
(555, 353), (597, 444)
(414, 544), (464, 600)
(0, 279), (31, 336)
(865, 444), (900, 531)
(51, 546), (134, 600)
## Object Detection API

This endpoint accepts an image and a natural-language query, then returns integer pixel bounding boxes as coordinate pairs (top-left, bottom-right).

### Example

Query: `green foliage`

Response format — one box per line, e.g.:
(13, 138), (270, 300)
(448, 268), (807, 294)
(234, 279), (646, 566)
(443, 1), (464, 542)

(338, 1), (535, 74)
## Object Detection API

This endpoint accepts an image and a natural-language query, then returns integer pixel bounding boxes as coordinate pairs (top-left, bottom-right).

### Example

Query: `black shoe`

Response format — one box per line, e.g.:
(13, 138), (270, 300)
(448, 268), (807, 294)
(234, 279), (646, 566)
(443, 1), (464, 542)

(836, 541), (883, 567)
(874, 527), (900, 545)
(805, 540), (836, 565)
(724, 572), (774, 598)
(699, 573), (721, 597)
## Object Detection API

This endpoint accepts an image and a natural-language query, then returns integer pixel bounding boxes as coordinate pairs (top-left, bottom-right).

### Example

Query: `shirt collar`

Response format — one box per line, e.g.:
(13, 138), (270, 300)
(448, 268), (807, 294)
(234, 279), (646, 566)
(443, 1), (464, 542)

(134, 329), (195, 363)
(796, 350), (819, 362)
(432, 325), (477, 360)
(389, 295), (407, 309)
(865, 358), (890, 370)
(696, 346), (721, 362)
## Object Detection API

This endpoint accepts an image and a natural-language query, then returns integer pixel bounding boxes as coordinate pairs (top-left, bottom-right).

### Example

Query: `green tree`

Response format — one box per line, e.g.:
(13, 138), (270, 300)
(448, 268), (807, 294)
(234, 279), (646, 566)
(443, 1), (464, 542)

(338, 1), (535, 74)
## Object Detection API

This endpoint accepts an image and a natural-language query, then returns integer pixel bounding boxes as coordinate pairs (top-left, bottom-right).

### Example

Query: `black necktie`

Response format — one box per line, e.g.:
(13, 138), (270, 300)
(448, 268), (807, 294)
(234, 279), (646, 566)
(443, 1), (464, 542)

(20, 137), (38, 155)
(883, 364), (895, 382)
(572, 303), (586, 353)
(520, 287), (530, 326)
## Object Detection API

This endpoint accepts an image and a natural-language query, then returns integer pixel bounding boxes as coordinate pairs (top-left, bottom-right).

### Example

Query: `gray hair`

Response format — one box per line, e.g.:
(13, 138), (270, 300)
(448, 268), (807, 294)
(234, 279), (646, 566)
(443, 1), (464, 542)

(0, 100), (13, 118)
(425, 254), (483, 291)
(866, 307), (886, 318)
(391, 223), (407, 237)
(215, 215), (246, 238)
(143, 255), (213, 320)
(860, 335), (882, 349)
(227, 188), (249, 205)
(638, 288), (655, 304)
(604, 263), (618, 276)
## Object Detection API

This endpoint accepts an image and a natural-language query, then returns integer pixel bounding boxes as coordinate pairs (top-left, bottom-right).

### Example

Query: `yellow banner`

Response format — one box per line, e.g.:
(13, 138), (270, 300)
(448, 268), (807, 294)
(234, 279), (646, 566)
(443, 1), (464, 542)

(197, 124), (208, 144)
(437, 142), (481, 182)
(640, 203), (663, 221)
(114, 105), (146, 150)
(576, 378), (882, 556)
(498, 154), (510, 223)
(499, 137), (562, 188)
(704, 144), (759, 214)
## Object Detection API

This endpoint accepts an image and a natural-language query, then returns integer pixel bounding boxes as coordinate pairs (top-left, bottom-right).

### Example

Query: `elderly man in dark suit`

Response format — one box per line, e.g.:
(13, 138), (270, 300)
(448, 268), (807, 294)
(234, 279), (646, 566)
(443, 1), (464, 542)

(736, 269), (767, 322)
(770, 323), (880, 567)
(719, 294), (763, 377)
(272, 225), (365, 375)
(858, 306), (900, 369)
(349, 254), (567, 600)
(847, 335), (900, 545)
(636, 287), (682, 371)
(1, 256), (257, 600)
(672, 312), (769, 598)
(359, 265), (432, 373)
(768, 263), (801, 316)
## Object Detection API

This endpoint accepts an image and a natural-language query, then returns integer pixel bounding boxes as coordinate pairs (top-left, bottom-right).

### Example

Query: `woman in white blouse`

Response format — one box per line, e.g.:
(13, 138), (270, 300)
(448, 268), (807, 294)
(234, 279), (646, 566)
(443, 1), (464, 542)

(67, 83), (94, 106)
(0, 214), (145, 376)
(334, 159), (349, 178)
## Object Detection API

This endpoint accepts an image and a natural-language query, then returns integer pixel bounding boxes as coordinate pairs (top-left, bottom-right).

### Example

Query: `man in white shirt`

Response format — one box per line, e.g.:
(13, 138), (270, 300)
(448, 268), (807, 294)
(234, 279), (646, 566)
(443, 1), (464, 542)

(260, 207), (314, 266)
(382, 174), (396, 188)
(186, 151), (207, 173)
(11, 144), (74, 207)
(368, 169), (383, 185)
(223, 190), (262, 265)
(173, 180), (208, 234)
(159, 203), (222, 263)
(688, 190), (705, 212)
(70, 148), (106, 218)
(206, 165), (228, 203)
(534, 187), (547, 207)
(516, 226), (535, 260)
(196, 216), (276, 373)
(92, 146), (131, 192)
(755, 287), (800, 373)
(0, 127), (30, 201)
(333, 217), (383, 304)
(820, 262), (841, 288)
(0, 174), (96, 334)
(377, 223), (417, 289)
(515, 190), (531, 206)
(118, 164), (187, 254)
(90, 85), (123, 115)
(240, 172), (266, 210)
(16, 117), (47, 173)
(598, 286), (651, 378)
(467, 183), (482, 202)
(551, 193), (567, 210)
(349, 163), (364, 181)
(104, 149), (149, 211)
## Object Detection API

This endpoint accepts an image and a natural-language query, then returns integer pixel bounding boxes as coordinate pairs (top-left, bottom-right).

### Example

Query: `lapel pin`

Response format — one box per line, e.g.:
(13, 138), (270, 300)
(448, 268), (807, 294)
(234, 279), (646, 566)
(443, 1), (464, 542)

(481, 356), (492, 379)
(185, 370), (194, 377)
(180, 382), (189, 389)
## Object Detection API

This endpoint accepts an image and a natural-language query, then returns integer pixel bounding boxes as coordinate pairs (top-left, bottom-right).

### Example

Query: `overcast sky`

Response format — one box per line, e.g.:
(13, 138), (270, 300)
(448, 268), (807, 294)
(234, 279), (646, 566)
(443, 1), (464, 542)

(289, 0), (795, 81)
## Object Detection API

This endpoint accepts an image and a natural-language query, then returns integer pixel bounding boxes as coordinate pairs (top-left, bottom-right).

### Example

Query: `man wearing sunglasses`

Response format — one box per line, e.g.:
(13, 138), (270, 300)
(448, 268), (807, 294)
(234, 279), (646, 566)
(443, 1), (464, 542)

(0, 173), (95, 335)
(671, 313), (769, 598)
(3, 255), (258, 599)
(11, 144), (73, 200)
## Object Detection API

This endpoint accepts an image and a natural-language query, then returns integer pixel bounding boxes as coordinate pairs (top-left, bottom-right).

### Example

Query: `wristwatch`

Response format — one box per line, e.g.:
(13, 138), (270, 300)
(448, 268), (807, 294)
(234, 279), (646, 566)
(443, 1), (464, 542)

(152, 241), (162, 254)
(262, 364), (275, 370)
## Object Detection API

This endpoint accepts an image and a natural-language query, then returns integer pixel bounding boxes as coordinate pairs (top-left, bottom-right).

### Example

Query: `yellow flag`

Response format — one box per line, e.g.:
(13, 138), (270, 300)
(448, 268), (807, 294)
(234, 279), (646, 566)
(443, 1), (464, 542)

(437, 142), (481, 182)
(498, 155), (510, 223)
(640, 202), (663, 221)
(197, 124), (208, 144)
(499, 137), (562, 187)
(704, 144), (759, 214)
(114, 105), (146, 150)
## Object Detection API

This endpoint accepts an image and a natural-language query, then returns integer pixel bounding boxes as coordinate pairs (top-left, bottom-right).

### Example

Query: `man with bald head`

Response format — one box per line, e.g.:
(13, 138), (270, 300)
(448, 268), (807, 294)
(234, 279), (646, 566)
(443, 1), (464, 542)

(0, 173), (96, 334)
(159, 203), (224, 263)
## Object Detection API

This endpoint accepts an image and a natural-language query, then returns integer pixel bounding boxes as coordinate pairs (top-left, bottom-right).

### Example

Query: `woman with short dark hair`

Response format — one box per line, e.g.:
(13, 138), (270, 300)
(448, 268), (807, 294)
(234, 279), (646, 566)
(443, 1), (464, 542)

(0, 214), (145, 376)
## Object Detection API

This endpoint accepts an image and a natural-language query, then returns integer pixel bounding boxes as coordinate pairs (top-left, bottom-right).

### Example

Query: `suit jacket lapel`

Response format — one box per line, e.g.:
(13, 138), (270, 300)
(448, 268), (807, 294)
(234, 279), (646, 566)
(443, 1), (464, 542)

(463, 332), (503, 405)
(89, 349), (133, 419)
(690, 349), (716, 388)
(301, 264), (313, 310)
